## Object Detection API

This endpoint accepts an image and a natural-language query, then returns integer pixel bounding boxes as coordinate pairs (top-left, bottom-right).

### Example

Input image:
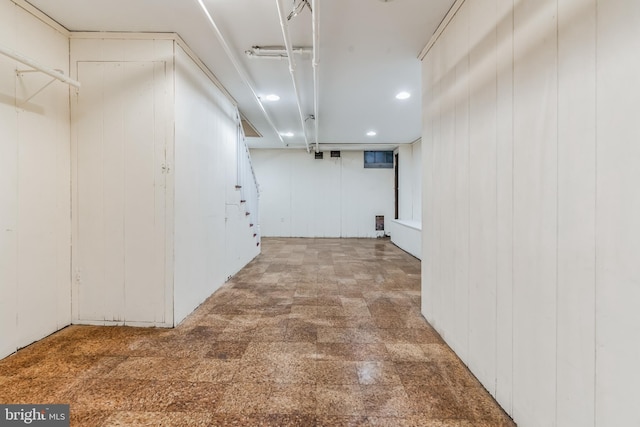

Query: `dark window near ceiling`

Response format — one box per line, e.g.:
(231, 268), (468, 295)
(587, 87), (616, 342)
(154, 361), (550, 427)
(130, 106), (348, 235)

(364, 151), (394, 168)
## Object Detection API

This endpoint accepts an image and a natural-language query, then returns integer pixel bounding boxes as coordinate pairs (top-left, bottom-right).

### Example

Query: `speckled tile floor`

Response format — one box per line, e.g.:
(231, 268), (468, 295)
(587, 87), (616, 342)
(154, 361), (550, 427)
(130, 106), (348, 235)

(0, 238), (515, 426)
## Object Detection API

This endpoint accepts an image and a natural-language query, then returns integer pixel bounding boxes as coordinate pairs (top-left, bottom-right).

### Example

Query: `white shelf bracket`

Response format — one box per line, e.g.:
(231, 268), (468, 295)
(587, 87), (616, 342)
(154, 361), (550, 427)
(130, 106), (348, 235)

(0, 44), (81, 97)
(17, 69), (60, 104)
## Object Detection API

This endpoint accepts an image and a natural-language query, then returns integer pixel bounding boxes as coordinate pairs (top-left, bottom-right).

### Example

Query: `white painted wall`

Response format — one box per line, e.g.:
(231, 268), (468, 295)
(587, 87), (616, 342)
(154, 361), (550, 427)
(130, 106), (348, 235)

(396, 139), (422, 222)
(251, 149), (394, 238)
(0, 1), (71, 360)
(0, 8), (261, 358)
(70, 36), (260, 327)
(70, 36), (174, 327)
(388, 220), (421, 259)
(173, 45), (259, 324)
(421, 0), (640, 426)
(393, 140), (422, 258)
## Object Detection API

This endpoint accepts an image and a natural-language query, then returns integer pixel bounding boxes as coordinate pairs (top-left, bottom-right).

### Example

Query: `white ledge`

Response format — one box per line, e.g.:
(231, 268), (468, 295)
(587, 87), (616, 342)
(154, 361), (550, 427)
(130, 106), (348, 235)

(392, 219), (422, 231)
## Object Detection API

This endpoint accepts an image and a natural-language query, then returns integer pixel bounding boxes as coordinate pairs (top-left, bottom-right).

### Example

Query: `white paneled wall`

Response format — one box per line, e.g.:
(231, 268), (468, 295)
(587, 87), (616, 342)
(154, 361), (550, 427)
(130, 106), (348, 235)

(595, 1), (640, 424)
(0, 5), (260, 358)
(174, 44), (227, 324)
(174, 45), (259, 324)
(70, 35), (260, 328)
(251, 149), (394, 238)
(396, 139), (422, 222)
(421, 0), (640, 425)
(71, 37), (174, 327)
(410, 141), (422, 221)
(557, 0), (596, 425)
(0, 1), (71, 360)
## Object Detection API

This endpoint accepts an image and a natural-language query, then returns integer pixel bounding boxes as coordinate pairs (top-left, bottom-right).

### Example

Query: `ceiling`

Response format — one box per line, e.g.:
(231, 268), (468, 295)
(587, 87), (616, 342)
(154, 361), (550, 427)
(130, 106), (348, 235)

(26, 0), (455, 151)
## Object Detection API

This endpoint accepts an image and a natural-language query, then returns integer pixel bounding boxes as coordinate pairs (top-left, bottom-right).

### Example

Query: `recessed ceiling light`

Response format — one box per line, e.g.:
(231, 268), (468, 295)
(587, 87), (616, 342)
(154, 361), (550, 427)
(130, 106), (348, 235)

(395, 91), (411, 100)
(366, 131), (377, 137)
(281, 132), (294, 137)
(264, 94), (280, 101)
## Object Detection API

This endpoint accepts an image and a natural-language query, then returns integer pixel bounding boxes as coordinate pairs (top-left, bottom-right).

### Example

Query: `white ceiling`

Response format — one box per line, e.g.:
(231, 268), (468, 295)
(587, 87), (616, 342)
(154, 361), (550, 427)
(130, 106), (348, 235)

(27, 0), (455, 150)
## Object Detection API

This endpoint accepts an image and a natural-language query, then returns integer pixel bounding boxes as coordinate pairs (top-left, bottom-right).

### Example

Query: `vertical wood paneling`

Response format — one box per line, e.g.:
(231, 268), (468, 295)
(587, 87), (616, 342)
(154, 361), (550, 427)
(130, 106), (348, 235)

(123, 61), (166, 323)
(75, 59), (167, 325)
(101, 62), (126, 322)
(452, 5), (470, 360)
(595, 1), (640, 425)
(15, 5), (71, 345)
(411, 140), (422, 221)
(76, 62), (109, 321)
(0, 0), (18, 359)
(174, 44), (255, 324)
(557, 0), (596, 425)
(430, 40), (443, 331)
(422, 0), (640, 425)
(439, 25), (457, 343)
(467, 0), (498, 392)
(396, 145), (413, 221)
(16, 74), (69, 341)
(512, 1), (558, 424)
(0, 1), (71, 358)
(421, 55), (435, 321)
(495, 0), (514, 413)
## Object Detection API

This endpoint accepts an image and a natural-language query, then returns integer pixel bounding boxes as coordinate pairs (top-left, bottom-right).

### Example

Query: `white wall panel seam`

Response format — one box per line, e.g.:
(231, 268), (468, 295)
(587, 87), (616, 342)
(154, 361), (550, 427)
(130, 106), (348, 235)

(510, 0), (515, 414)
(555, 1), (560, 425)
(591, 2), (598, 424)
(494, 0), (499, 395)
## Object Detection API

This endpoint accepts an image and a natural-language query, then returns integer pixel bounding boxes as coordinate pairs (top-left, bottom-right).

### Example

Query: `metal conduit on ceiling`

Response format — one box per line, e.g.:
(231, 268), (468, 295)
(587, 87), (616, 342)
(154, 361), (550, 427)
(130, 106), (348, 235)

(194, 0), (286, 147)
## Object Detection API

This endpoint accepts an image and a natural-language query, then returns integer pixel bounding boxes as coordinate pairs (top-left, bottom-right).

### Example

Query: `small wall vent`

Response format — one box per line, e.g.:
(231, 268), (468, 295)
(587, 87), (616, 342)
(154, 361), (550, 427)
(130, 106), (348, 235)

(330, 150), (341, 158)
(315, 152), (324, 159)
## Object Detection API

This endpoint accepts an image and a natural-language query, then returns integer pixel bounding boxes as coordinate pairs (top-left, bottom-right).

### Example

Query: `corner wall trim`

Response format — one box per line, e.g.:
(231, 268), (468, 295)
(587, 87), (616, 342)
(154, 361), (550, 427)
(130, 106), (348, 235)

(11, 0), (70, 36)
(418, 0), (466, 60)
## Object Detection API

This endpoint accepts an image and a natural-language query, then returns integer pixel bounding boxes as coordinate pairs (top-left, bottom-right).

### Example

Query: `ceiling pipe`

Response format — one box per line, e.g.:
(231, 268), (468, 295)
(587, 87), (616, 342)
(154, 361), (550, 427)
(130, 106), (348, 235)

(245, 52), (288, 60)
(194, 0), (286, 146)
(253, 46), (312, 55)
(311, 0), (320, 153)
(245, 46), (312, 60)
(275, 0), (311, 153)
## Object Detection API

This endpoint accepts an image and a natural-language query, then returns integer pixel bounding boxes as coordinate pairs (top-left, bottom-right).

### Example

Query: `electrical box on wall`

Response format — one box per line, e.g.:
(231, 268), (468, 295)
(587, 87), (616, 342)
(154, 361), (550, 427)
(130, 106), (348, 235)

(315, 152), (323, 159)
(331, 150), (341, 158)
